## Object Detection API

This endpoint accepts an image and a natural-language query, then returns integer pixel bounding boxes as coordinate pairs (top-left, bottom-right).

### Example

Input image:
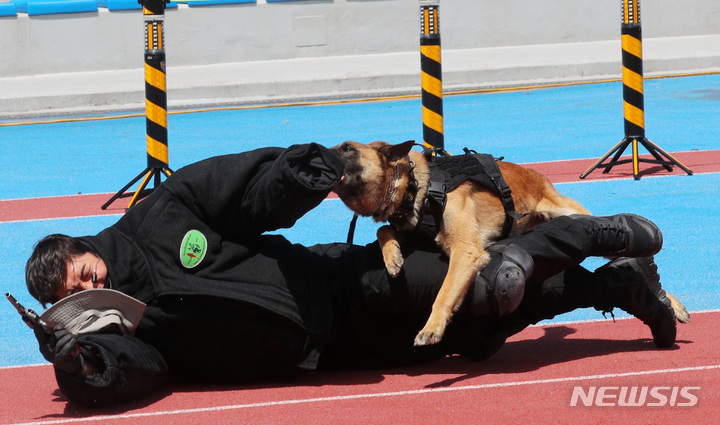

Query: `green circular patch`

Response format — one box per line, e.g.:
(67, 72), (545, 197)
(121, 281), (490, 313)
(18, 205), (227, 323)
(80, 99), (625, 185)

(180, 229), (207, 268)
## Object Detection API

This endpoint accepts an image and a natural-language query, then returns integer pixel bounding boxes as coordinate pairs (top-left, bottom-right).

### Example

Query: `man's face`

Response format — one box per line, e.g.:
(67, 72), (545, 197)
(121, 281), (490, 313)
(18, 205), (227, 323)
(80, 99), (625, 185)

(54, 252), (107, 301)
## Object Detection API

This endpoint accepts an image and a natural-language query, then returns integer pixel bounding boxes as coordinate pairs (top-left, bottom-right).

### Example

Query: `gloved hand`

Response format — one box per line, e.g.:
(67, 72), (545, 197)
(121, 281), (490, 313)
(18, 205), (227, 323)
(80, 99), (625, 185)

(34, 325), (84, 374)
(285, 143), (344, 190)
(34, 325), (56, 363)
(256, 143), (345, 233)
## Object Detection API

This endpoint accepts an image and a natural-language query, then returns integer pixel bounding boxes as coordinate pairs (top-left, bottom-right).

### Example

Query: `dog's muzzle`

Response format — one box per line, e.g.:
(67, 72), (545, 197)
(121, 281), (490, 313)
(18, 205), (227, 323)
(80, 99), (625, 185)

(469, 244), (534, 317)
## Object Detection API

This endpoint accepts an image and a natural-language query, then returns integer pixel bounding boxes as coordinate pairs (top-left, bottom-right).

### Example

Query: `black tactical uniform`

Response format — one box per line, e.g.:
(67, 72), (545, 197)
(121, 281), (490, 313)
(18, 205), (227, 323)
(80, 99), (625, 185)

(48, 143), (673, 406)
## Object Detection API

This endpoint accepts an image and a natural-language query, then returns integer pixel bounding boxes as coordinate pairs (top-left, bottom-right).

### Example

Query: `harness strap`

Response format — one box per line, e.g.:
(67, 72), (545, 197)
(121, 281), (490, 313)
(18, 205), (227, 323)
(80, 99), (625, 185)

(417, 170), (446, 237)
(470, 153), (527, 239)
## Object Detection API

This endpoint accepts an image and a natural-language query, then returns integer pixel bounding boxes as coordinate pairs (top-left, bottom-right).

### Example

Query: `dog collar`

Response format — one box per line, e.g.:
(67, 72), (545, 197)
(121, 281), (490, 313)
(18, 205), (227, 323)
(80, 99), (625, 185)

(376, 161), (401, 213)
(399, 161), (418, 208)
(387, 158), (419, 229)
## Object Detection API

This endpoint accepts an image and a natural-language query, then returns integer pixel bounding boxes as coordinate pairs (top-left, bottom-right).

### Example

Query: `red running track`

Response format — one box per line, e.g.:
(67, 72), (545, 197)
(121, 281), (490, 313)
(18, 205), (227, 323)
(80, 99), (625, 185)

(2, 311), (718, 425)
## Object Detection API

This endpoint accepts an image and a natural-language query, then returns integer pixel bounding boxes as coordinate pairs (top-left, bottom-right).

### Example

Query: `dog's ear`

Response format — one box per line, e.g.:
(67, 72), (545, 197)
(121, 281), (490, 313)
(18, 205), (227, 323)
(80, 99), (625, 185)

(380, 140), (416, 162)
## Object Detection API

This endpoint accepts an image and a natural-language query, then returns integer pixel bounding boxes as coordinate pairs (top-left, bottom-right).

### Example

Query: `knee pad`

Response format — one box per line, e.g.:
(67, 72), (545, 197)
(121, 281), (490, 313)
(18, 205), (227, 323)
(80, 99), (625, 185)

(469, 244), (534, 316)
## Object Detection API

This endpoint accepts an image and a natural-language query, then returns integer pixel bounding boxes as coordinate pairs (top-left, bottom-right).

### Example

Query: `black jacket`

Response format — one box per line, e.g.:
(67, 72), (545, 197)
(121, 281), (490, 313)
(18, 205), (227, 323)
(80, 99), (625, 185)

(48, 143), (612, 406)
(62, 143), (347, 405)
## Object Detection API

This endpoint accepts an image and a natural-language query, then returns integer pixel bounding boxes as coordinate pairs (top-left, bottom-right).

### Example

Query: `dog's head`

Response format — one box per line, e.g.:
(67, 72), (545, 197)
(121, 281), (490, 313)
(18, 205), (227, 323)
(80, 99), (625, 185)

(330, 140), (416, 221)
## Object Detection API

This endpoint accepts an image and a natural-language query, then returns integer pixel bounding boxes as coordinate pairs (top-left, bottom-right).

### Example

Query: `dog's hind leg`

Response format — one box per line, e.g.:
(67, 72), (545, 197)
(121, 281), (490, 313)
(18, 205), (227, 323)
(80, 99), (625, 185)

(537, 185), (592, 217)
(517, 192), (592, 232)
(667, 292), (690, 323)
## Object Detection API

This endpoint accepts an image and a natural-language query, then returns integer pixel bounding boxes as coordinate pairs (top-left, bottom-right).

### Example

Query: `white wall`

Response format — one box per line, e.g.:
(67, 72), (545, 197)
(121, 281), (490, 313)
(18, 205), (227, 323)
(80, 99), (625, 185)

(1, 0), (719, 117)
(3, 0), (719, 77)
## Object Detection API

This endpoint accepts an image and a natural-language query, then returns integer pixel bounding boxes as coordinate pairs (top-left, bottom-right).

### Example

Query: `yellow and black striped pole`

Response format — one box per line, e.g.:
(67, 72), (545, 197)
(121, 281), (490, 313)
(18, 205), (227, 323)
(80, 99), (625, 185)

(103, 0), (173, 210)
(143, 0), (170, 179)
(580, 0), (691, 180)
(420, 0), (444, 155)
(620, 0), (646, 145)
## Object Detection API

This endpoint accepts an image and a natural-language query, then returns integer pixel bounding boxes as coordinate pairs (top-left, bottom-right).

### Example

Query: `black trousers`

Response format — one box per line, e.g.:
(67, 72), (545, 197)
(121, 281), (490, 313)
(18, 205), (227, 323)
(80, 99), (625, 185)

(315, 215), (605, 369)
(138, 216), (607, 378)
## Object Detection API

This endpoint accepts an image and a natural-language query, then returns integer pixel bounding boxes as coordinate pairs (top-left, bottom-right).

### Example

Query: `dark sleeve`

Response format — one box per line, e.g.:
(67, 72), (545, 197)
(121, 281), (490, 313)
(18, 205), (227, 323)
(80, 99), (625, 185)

(162, 143), (344, 239)
(54, 333), (169, 406)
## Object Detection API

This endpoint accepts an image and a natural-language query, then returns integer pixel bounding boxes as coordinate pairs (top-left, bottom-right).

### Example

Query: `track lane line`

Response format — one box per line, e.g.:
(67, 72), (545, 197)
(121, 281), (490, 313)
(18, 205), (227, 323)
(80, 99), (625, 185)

(8, 363), (720, 425)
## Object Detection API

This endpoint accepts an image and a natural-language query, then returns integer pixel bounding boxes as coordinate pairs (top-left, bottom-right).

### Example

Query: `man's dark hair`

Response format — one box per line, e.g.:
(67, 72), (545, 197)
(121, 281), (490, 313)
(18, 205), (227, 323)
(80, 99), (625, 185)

(26, 234), (89, 307)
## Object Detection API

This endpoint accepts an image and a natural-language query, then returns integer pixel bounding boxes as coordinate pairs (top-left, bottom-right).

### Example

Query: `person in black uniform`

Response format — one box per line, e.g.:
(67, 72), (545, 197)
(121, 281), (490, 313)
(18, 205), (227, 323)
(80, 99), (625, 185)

(25, 143), (678, 406)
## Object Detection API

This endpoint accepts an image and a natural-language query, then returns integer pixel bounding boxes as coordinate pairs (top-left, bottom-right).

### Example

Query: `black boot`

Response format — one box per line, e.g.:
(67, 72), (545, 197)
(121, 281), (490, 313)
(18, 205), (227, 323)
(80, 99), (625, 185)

(593, 256), (678, 348)
(569, 214), (663, 258)
(460, 257), (679, 360)
(489, 214), (664, 287)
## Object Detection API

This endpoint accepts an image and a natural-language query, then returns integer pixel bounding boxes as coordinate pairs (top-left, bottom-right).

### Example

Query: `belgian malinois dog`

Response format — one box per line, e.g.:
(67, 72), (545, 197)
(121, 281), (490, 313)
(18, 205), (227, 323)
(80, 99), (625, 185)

(330, 140), (593, 346)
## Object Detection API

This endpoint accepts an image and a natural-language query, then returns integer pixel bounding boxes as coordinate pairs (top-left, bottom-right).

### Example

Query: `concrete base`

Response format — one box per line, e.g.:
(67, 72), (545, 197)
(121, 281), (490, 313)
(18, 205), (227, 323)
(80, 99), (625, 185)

(2, 34), (719, 119)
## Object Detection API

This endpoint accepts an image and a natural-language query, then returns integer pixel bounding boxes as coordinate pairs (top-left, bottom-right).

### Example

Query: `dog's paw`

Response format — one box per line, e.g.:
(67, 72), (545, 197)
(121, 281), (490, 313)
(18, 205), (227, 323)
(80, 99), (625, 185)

(668, 293), (690, 323)
(381, 241), (404, 278)
(413, 327), (444, 346)
(384, 256), (404, 278)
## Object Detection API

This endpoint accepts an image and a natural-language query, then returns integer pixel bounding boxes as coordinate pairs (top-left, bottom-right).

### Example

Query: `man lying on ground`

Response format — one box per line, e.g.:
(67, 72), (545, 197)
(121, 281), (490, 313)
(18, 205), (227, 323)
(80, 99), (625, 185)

(25, 143), (681, 406)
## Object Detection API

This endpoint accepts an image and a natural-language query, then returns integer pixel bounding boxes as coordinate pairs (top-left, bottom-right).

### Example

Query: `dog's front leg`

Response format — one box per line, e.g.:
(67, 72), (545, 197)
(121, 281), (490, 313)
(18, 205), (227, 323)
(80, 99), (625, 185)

(414, 247), (490, 346)
(377, 225), (404, 278)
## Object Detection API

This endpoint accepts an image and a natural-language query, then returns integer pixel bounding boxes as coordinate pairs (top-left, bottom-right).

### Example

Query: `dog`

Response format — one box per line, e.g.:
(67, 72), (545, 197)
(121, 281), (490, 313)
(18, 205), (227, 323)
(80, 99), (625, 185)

(330, 140), (595, 346)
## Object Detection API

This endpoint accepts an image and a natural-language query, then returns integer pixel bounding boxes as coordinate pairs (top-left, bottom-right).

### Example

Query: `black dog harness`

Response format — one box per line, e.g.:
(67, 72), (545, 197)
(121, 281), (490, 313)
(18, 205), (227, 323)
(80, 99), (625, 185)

(396, 148), (526, 240)
(345, 148), (526, 244)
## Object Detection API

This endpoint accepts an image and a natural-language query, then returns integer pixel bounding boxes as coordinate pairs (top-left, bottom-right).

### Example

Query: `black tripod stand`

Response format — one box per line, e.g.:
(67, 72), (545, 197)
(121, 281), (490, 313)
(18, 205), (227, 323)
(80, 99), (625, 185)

(101, 165), (172, 210)
(580, 0), (692, 180)
(580, 135), (693, 180)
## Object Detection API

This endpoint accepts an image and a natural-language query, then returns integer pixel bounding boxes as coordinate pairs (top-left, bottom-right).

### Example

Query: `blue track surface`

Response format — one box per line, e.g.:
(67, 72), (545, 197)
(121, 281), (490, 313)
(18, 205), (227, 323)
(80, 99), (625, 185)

(1, 74), (718, 367)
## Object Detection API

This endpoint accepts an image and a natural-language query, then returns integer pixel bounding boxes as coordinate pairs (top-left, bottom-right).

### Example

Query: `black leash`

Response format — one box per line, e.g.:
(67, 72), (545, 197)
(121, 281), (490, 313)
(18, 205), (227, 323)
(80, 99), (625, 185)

(346, 213), (359, 244)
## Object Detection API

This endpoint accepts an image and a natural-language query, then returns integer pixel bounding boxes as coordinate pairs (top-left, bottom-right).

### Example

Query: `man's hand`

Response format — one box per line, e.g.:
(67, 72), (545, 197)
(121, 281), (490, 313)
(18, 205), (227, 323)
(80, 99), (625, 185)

(34, 325), (84, 374)
(285, 143), (344, 190)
